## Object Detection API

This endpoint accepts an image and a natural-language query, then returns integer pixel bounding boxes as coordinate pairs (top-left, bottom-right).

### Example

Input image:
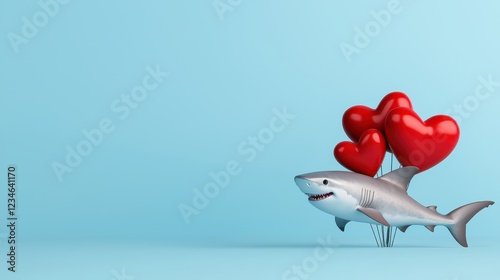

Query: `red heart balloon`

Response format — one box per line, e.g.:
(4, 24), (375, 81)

(334, 129), (386, 177)
(342, 92), (412, 152)
(385, 107), (460, 172)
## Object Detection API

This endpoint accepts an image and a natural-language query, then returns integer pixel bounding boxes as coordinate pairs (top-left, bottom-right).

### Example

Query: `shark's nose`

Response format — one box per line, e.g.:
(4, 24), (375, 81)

(295, 175), (317, 195)
(294, 175), (310, 187)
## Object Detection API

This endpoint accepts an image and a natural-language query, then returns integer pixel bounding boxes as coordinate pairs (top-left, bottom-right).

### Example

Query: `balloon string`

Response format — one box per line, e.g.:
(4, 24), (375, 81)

(386, 226), (391, 247)
(385, 227), (388, 247)
(391, 226), (397, 247)
(391, 153), (394, 172)
(376, 226), (383, 247)
(370, 224), (380, 247)
(381, 227), (385, 247)
(382, 226), (386, 247)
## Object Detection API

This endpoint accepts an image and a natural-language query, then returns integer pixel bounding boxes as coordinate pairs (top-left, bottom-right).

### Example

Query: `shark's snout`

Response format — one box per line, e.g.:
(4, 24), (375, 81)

(294, 174), (333, 201)
(294, 175), (312, 193)
(294, 175), (309, 186)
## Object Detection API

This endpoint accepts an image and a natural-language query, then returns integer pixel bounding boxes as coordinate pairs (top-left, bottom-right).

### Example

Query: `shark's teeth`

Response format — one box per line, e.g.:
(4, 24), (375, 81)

(308, 192), (333, 201)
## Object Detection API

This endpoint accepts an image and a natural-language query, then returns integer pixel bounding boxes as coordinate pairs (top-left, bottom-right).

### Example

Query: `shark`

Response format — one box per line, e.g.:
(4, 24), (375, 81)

(294, 166), (494, 247)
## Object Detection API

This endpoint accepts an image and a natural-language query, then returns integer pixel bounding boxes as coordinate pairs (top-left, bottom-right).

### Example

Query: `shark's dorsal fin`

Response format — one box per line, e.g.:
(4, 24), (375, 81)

(378, 166), (419, 192)
(335, 217), (351, 232)
(357, 207), (390, 226)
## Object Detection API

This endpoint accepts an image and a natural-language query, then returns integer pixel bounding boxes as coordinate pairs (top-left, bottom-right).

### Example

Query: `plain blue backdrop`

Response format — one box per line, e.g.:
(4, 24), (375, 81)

(1, 1), (500, 279)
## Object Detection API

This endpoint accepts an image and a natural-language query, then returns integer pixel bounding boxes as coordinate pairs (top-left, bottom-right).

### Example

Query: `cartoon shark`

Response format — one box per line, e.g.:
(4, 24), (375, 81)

(294, 166), (494, 247)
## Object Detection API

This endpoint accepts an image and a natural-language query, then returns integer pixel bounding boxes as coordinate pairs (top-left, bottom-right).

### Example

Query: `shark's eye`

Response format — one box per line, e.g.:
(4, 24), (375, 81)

(323, 179), (328, 185)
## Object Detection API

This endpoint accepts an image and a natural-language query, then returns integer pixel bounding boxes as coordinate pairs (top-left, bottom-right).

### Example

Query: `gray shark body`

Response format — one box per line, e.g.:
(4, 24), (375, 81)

(294, 167), (494, 247)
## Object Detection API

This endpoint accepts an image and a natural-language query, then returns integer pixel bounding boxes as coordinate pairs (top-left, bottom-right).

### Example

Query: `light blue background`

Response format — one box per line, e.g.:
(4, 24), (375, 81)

(1, 0), (500, 279)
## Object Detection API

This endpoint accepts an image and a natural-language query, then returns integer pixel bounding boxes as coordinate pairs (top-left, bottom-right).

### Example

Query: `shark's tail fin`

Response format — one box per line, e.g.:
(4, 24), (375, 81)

(445, 201), (494, 247)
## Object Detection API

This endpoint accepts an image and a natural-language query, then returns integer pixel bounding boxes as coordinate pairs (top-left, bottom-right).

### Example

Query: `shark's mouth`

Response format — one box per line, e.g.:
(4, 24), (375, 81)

(307, 192), (333, 201)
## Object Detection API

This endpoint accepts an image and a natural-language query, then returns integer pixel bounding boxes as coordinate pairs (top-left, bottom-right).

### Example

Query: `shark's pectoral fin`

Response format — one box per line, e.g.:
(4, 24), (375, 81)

(335, 217), (351, 232)
(398, 225), (410, 232)
(356, 207), (390, 226)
